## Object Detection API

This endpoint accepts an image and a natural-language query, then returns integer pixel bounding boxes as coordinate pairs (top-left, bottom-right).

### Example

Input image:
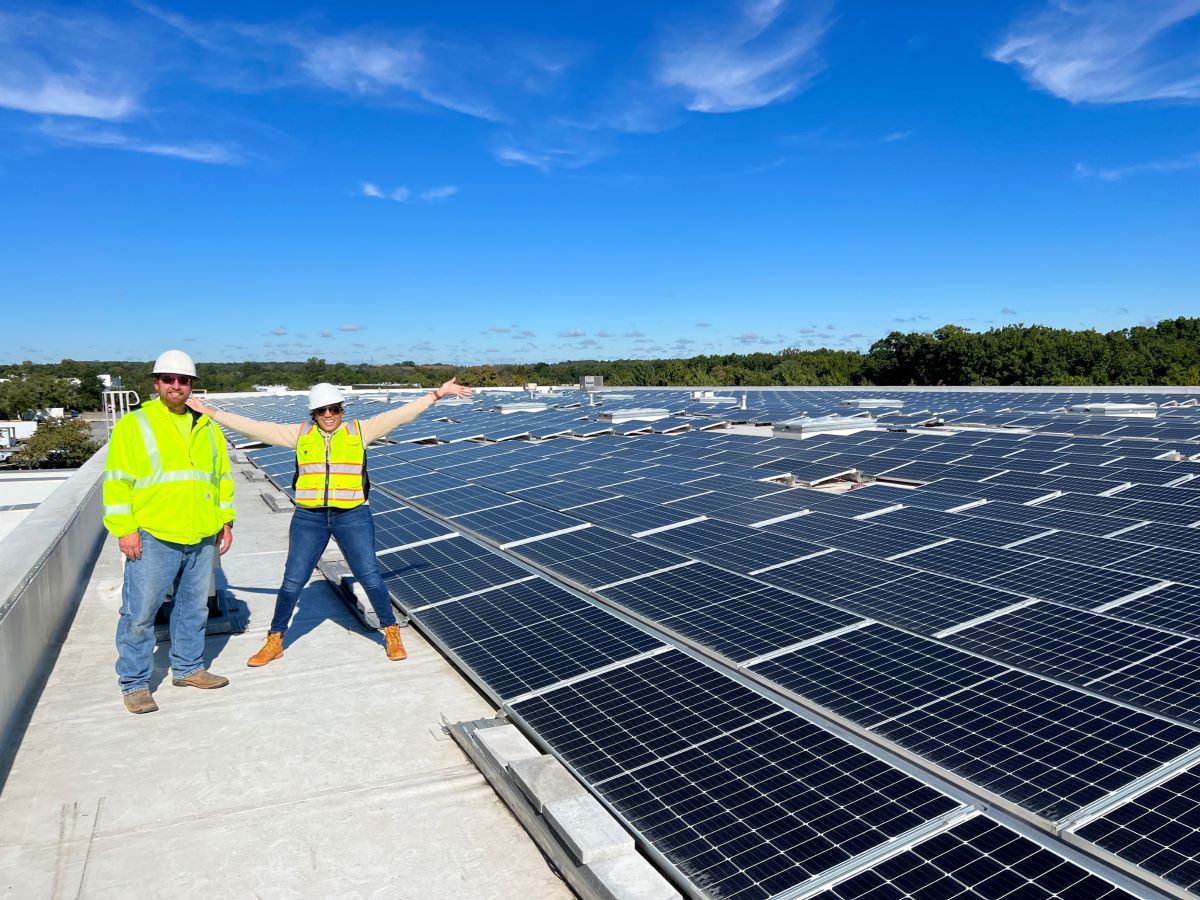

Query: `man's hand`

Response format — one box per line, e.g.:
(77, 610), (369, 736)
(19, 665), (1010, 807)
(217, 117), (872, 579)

(218, 523), (234, 556)
(119, 531), (142, 561)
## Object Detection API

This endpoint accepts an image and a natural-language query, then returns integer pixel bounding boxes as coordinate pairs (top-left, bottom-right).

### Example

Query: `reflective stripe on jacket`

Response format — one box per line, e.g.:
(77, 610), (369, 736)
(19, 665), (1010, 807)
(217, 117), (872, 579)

(293, 419), (367, 508)
(103, 398), (237, 543)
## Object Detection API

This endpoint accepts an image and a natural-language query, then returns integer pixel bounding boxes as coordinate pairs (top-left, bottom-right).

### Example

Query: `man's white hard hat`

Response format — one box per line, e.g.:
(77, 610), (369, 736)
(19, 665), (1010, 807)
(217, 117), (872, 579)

(152, 349), (198, 377)
(308, 383), (345, 411)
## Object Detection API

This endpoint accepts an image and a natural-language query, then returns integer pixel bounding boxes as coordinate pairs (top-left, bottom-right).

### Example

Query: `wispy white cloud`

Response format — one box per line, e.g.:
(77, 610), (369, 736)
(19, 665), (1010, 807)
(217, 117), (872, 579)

(1001, 307), (1018, 316)
(361, 181), (456, 202)
(991, 1), (1200, 103)
(656, 0), (832, 113)
(420, 185), (458, 201)
(0, 10), (146, 120)
(270, 327), (288, 336)
(1075, 151), (1200, 179)
(339, 323), (366, 332)
(557, 328), (586, 338)
(38, 119), (243, 164)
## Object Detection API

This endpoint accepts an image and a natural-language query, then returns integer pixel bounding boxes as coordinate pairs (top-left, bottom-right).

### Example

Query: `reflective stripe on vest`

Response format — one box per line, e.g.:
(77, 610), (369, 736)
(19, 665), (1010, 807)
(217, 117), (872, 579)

(293, 419), (366, 508)
(130, 409), (221, 490)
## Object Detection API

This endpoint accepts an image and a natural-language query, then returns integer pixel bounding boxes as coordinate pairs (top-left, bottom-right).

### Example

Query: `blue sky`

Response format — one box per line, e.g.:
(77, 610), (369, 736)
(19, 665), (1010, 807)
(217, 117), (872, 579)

(2, 1), (1197, 365)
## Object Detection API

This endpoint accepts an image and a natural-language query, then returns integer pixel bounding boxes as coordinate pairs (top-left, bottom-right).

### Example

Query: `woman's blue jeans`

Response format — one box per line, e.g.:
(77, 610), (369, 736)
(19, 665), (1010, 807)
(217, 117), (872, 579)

(271, 504), (397, 634)
(116, 530), (215, 694)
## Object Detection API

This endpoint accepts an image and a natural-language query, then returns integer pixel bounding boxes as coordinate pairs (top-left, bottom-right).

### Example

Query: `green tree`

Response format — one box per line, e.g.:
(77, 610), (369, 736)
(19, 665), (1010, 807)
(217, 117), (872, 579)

(10, 418), (100, 469)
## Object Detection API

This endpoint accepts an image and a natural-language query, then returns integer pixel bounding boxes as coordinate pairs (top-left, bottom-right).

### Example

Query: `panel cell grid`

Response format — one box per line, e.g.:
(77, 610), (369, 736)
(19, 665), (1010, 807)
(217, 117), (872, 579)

(983, 558), (1163, 608)
(1117, 521), (1200, 555)
(415, 580), (664, 699)
(835, 573), (1029, 634)
(377, 543), (532, 610)
(827, 814), (1140, 899)
(371, 507), (455, 550)
(751, 624), (1010, 725)
(934, 516), (1054, 548)
(657, 588), (863, 662)
(873, 669), (1200, 820)
(821, 523), (950, 560)
(1104, 583), (1200, 639)
(759, 510), (868, 542)
(752, 551), (915, 604)
(945, 603), (1186, 690)
(451, 503), (583, 545)
(597, 563), (764, 619)
(901, 540), (1038, 582)
(1017, 531), (1150, 569)
(1075, 766), (1200, 894)
(513, 651), (959, 900)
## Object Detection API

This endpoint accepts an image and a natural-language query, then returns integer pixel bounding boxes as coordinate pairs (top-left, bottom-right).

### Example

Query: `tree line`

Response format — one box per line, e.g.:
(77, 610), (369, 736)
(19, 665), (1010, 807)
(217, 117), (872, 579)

(1, 317), (1197, 420)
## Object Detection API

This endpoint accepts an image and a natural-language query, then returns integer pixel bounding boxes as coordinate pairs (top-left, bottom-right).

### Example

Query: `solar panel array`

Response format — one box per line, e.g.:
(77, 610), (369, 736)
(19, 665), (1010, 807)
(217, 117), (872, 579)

(233, 387), (1200, 899)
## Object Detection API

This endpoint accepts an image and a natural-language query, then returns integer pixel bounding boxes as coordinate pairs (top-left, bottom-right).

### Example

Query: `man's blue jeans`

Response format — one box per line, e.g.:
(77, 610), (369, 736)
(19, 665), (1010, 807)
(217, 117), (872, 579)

(271, 504), (397, 634)
(116, 530), (215, 694)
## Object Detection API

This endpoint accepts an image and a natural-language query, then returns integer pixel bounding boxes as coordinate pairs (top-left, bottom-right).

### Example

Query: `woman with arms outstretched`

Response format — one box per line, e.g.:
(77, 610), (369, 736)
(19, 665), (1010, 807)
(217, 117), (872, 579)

(188, 378), (472, 664)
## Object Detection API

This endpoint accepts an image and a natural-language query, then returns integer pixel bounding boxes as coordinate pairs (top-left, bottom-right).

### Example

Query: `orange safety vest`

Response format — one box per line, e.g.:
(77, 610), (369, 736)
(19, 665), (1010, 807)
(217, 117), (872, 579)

(293, 419), (368, 508)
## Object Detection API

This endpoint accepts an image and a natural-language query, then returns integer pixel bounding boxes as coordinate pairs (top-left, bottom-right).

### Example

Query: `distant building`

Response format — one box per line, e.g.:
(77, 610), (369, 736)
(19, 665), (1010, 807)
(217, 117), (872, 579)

(579, 375), (603, 390)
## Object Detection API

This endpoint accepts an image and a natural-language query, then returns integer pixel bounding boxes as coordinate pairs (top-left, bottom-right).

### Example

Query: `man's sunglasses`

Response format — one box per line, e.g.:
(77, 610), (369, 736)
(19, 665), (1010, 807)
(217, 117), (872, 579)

(157, 375), (194, 386)
(313, 404), (343, 416)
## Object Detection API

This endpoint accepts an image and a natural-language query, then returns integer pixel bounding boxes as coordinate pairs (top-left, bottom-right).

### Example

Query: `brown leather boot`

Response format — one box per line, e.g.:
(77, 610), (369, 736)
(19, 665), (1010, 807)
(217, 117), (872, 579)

(123, 689), (158, 714)
(172, 669), (229, 689)
(383, 624), (407, 661)
(247, 632), (284, 667)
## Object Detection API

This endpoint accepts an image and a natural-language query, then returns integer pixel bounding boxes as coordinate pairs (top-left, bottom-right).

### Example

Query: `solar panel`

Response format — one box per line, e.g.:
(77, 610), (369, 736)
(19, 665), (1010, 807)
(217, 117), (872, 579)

(1026, 509), (1144, 538)
(900, 540), (1038, 582)
(596, 562), (763, 618)
(942, 603), (1199, 721)
(1105, 546), (1200, 587)
(934, 516), (1055, 548)
(1016, 531), (1151, 568)
(376, 539), (533, 610)
(820, 523), (949, 560)
(752, 551), (915, 604)
(370, 507), (455, 551)
(758, 510), (867, 542)
(450, 502), (584, 546)
(983, 558), (1164, 608)
(414, 579), (664, 700)
(510, 650), (962, 900)
(826, 814), (1140, 899)
(1100, 583), (1200, 639)
(1072, 765), (1200, 895)
(836, 573), (1031, 634)
(1116, 521), (1200, 555)
(512, 529), (688, 588)
(412, 484), (517, 517)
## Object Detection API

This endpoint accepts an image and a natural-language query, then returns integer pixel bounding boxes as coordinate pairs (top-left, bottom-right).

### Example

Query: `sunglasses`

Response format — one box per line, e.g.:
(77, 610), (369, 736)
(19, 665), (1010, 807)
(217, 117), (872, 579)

(313, 404), (343, 416)
(157, 375), (194, 386)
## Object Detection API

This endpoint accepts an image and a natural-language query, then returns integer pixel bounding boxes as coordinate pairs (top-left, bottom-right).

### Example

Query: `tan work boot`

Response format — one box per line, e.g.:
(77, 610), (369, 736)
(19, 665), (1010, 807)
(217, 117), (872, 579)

(247, 632), (284, 667)
(383, 624), (407, 661)
(123, 689), (158, 714)
(172, 669), (229, 689)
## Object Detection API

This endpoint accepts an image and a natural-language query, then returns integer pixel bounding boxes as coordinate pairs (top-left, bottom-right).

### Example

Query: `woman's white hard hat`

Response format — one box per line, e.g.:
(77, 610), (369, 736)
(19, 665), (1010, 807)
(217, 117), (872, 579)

(308, 383), (345, 411)
(152, 349), (198, 377)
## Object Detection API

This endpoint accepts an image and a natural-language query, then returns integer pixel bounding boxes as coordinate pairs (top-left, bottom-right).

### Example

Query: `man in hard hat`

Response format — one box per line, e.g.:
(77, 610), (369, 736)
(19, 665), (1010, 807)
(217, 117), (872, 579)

(104, 350), (236, 714)
(187, 378), (471, 665)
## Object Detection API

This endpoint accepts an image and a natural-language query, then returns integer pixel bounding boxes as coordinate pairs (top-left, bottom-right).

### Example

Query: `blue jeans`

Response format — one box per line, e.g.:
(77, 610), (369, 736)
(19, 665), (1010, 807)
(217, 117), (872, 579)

(271, 504), (397, 634)
(116, 531), (215, 694)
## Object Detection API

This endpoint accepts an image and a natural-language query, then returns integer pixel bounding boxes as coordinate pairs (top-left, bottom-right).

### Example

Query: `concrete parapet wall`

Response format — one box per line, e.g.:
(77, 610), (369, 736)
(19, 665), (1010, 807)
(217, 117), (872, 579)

(0, 447), (107, 758)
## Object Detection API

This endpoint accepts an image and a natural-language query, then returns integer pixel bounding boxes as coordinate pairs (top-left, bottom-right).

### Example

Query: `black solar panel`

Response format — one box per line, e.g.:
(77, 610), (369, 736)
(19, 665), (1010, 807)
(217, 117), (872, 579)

(900, 540), (1038, 582)
(512, 650), (960, 900)
(414, 580), (664, 699)
(827, 814), (1140, 899)
(371, 507), (455, 550)
(752, 551), (913, 604)
(935, 516), (1055, 548)
(377, 540), (532, 610)
(1101, 583), (1200, 639)
(983, 558), (1163, 608)
(1016, 531), (1150, 568)
(451, 502), (584, 545)
(1074, 766), (1200, 895)
(820, 523), (949, 560)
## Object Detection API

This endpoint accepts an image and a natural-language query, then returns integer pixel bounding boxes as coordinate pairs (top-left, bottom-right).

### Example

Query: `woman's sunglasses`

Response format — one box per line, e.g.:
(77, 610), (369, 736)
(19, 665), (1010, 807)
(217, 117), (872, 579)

(313, 404), (343, 416)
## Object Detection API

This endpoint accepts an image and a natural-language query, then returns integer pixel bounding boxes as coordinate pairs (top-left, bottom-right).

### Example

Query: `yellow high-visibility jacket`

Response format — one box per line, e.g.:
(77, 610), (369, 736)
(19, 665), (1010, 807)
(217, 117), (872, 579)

(294, 420), (366, 508)
(103, 399), (236, 543)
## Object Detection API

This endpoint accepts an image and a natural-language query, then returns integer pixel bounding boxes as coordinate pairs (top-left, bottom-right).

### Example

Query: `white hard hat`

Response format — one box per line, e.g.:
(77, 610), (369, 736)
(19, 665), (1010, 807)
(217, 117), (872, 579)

(308, 383), (345, 411)
(152, 349), (197, 377)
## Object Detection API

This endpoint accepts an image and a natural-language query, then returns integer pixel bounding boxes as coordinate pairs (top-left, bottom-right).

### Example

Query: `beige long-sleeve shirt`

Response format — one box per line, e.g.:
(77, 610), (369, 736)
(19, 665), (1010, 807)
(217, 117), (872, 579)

(202, 392), (439, 448)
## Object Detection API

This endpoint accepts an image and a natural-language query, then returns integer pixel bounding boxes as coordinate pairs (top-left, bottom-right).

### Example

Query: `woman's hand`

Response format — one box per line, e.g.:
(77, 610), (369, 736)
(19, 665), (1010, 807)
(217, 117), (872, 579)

(185, 397), (214, 416)
(434, 377), (473, 401)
